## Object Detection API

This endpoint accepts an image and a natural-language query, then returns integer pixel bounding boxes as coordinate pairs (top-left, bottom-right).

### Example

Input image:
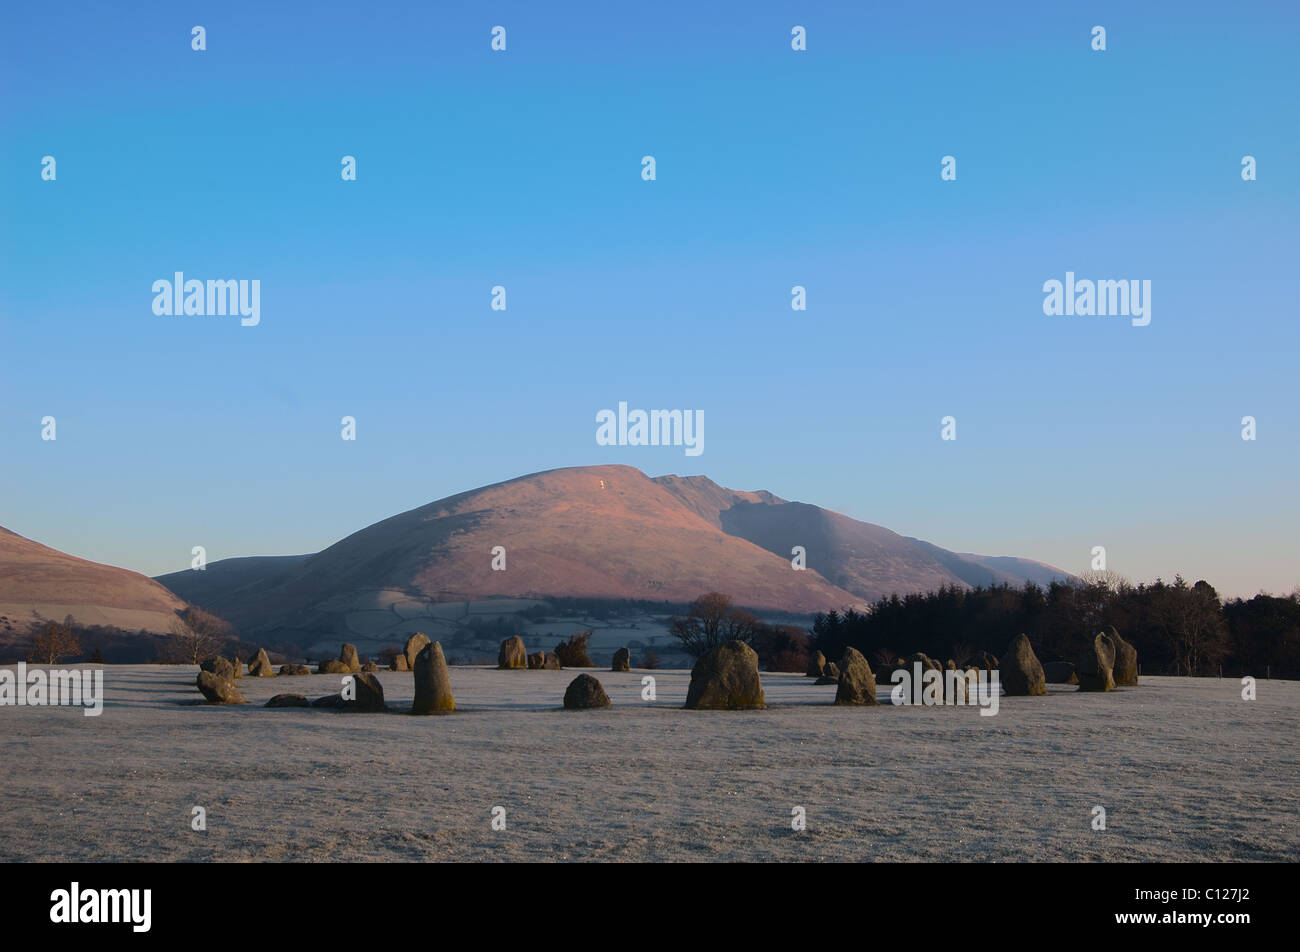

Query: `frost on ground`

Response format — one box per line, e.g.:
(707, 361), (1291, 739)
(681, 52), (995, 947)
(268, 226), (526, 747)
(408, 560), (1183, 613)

(1, 666), (1296, 862)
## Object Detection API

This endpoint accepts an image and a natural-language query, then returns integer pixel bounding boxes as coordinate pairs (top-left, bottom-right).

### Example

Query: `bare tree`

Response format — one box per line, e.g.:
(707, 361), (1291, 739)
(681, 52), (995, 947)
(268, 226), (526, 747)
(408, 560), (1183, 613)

(669, 592), (760, 658)
(165, 607), (233, 664)
(27, 616), (82, 664)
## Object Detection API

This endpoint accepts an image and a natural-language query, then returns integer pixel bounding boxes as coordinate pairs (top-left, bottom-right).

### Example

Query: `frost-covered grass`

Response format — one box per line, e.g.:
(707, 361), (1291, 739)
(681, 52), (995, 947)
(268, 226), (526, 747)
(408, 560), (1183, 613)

(1, 665), (1295, 861)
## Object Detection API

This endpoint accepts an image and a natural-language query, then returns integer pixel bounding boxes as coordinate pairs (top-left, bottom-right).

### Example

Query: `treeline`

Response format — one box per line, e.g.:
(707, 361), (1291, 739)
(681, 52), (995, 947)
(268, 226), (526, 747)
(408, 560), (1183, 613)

(811, 577), (1300, 679)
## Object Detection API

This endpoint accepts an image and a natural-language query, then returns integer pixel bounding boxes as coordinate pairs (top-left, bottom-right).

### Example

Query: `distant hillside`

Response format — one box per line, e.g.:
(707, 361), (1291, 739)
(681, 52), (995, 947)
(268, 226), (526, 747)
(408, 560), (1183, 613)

(0, 526), (187, 635)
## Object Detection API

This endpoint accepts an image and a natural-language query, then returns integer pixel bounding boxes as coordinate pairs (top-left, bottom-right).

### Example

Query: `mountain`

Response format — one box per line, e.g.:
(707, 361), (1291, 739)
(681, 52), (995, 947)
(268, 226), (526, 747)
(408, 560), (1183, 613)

(0, 526), (187, 635)
(154, 465), (1070, 649)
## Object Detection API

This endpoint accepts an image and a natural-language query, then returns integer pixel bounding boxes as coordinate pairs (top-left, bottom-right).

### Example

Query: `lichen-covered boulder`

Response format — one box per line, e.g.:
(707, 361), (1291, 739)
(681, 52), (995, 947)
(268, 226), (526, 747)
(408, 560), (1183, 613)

(684, 641), (765, 710)
(835, 647), (877, 706)
(1002, 634), (1048, 696)
(265, 693), (310, 707)
(200, 657), (236, 681)
(391, 654), (410, 672)
(498, 636), (527, 669)
(277, 663), (311, 676)
(339, 644), (361, 673)
(564, 674), (612, 710)
(542, 652), (562, 670)
(527, 652), (545, 670)
(411, 642), (455, 714)
(345, 672), (386, 712)
(318, 659), (350, 675)
(195, 671), (244, 704)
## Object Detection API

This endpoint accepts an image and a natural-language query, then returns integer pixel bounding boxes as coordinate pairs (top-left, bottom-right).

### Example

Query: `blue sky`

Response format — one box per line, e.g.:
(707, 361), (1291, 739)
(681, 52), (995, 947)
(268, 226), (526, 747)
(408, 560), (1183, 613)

(2, 1), (1297, 598)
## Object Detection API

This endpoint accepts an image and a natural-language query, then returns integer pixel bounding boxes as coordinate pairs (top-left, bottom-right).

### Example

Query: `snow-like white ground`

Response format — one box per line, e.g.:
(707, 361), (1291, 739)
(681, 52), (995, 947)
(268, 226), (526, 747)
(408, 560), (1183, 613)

(1, 665), (1296, 862)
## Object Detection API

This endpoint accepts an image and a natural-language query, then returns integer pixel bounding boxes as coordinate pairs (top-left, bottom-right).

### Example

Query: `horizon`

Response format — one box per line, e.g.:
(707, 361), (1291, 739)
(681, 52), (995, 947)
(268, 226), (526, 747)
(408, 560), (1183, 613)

(3, 0), (1298, 600)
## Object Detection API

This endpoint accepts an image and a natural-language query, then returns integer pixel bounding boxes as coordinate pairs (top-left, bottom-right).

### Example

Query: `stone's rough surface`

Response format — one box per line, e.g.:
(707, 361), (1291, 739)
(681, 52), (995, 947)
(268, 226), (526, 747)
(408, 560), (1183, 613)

(806, 651), (826, 678)
(340, 644), (361, 673)
(542, 652), (563, 670)
(391, 655), (410, 672)
(412, 642), (455, 714)
(1002, 634), (1048, 697)
(266, 693), (310, 707)
(318, 659), (350, 675)
(403, 632), (431, 672)
(835, 646), (877, 705)
(346, 672), (387, 712)
(611, 647), (631, 672)
(1043, 661), (1077, 684)
(563, 674), (612, 710)
(277, 663), (311, 676)
(1109, 627), (1139, 686)
(685, 641), (765, 710)
(247, 648), (274, 677)
(499, 636), (527, 669)
(527, 652), (545, 670)
(1078, 633), (1117, 692)
(200, 658), (235, 681)
(195, 671), (244, 704)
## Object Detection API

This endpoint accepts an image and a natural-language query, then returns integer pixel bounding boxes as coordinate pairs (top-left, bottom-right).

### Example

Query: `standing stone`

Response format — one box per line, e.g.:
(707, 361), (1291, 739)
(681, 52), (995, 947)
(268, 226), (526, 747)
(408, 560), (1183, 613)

(412, 642), (455, 714)
(1077, 632), (1117, 692)
(611, 647), (631, 672)
(564, 674), (612, 710)
(230, 655), (243, 679)
(1002, 634), (1048, 696)
(1108, 627), (1139, 686)
(391, 654), (410, 672)
(527, 652), (545, 670)
(835, 646), (877, 706)
(943, 659), (970, 703)
(403, 632), (431, 671)
(247, 648), (274, 677)
(806, 650), (826, 678)
(195, 671), (245, 704)
(684, 641), (765, 710)
(498, 636), (527, 669)
(318, 659), (350, 674)
(340, 644), (361, 673)
(345, 672), (386, 711)
(542, 651), (563, 670)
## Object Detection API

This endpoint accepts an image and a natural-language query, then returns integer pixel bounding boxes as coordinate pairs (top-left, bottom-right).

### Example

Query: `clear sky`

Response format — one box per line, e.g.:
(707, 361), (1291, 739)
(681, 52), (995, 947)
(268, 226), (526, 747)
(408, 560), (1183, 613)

(2, 1), (1297, 598)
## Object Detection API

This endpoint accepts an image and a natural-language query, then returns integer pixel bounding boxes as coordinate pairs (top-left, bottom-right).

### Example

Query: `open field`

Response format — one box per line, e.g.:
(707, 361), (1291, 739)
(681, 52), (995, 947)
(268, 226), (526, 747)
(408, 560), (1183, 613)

(1, 666), (1296, 862)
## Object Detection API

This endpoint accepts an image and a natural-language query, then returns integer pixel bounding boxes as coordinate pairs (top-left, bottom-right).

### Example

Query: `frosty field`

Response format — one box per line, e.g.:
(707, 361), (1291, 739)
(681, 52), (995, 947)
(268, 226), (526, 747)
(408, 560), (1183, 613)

(2, 665), (1296, 862)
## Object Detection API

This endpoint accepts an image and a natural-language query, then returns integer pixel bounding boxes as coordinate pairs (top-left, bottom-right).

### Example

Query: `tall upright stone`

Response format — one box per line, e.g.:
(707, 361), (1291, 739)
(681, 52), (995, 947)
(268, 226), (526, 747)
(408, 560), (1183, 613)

(835, 646), (877, 705)
(611, 647), (631, 672)
(806, 650), (826, 678)
(1108, 626), (1139, 686)
(412, 642), (455, 714)
(1077, 632), (1117, 692)
(340, 643), (361, 673)
(1002, 634), (1048, 696)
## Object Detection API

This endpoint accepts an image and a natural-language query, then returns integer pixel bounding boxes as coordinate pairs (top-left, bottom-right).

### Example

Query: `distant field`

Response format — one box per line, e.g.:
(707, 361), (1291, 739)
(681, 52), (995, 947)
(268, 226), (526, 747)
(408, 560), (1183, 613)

(1, 666), (1296, 862)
